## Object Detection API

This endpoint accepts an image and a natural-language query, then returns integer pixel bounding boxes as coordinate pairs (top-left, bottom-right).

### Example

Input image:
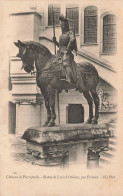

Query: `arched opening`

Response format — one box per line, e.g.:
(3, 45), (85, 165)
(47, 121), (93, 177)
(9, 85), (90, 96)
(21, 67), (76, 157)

(66, 5), (79, 34)
(84, 6), (97, 44)
(103, 14), (117, 53)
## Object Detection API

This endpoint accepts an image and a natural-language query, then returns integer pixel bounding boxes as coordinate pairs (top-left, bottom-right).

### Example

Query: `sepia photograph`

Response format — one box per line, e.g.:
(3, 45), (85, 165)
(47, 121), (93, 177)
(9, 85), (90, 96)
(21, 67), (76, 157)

(0, 0), (123, 195)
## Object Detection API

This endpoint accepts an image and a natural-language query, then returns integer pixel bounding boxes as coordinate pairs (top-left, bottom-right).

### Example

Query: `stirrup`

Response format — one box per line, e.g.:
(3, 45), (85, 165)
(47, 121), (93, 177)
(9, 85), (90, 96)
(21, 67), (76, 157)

(65, 79), (71, 85)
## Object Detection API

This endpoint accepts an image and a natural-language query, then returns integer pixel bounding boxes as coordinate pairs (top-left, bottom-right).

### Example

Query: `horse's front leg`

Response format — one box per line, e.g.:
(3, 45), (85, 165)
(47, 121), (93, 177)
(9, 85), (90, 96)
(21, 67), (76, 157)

(47, 84), (56, 127)
(41, 89), (51, 126)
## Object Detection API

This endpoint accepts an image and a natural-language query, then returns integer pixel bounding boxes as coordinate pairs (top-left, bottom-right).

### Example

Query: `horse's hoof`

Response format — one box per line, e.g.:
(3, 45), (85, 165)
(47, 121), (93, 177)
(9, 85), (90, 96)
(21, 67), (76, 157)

(85, 118), (92, 124)
(91, 119), (98, 125)
(43, 121), (49, 126)
(47, 122), (55, 127)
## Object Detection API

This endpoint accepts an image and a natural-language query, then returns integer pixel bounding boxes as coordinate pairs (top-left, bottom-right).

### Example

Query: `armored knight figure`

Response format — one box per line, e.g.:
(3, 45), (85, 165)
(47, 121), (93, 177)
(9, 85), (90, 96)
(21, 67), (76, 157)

(53, 14), (77, 84)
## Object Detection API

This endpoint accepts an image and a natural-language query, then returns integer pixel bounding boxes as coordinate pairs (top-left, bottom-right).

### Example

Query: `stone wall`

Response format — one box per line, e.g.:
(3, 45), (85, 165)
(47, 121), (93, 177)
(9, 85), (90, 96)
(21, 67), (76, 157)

(9, 11), (42, 134)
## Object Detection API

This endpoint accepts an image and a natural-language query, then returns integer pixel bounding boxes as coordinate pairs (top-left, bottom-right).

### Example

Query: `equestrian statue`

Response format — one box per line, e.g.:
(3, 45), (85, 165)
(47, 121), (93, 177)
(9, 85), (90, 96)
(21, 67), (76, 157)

(14, 14), (100, 127)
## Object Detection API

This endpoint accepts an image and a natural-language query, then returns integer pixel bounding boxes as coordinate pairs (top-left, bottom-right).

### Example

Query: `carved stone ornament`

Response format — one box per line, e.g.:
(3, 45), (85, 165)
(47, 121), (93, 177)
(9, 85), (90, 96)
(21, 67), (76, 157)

(14, 99), (42, 105)
(87, 146), (108, 159)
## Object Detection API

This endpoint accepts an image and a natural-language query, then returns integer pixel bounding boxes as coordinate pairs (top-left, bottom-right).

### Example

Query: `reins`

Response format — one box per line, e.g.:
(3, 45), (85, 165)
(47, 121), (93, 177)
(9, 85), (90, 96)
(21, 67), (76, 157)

(31, 56), (69, 75)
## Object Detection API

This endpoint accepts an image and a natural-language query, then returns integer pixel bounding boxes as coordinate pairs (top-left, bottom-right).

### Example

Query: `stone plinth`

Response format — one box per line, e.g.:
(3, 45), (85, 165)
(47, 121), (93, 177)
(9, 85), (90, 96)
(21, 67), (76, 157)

(22, 123), (112, 144)
(21, 123), (113, 167)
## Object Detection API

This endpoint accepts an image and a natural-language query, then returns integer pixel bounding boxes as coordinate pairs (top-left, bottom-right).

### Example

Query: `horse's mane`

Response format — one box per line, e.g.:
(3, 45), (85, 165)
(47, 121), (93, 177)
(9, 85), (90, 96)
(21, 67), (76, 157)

(23, 41), (52, 56)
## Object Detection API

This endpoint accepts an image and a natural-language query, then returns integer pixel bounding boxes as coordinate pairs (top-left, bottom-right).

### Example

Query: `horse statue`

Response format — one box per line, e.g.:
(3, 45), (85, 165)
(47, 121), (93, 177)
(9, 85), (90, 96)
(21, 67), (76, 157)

(14, 40), (100, 127)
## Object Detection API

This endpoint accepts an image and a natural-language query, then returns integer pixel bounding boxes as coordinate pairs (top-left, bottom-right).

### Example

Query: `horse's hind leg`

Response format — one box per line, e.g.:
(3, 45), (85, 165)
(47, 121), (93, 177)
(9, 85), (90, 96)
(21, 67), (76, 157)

(47, 84), (56, 127)
(90, 89), (99, 124)
(83, 91), (93, 124)
(41, 89), (51, 126)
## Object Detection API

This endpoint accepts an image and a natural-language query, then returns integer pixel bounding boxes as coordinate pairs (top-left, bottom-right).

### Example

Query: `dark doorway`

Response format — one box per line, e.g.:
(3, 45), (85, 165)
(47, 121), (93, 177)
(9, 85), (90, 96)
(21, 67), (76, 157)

(66, 104), (84, 123)
(8, 102), (16, 134)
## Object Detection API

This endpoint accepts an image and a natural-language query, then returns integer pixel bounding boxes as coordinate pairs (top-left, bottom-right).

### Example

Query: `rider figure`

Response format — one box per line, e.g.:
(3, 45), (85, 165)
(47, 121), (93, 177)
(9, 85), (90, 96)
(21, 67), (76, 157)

(53, 14), (77, 84)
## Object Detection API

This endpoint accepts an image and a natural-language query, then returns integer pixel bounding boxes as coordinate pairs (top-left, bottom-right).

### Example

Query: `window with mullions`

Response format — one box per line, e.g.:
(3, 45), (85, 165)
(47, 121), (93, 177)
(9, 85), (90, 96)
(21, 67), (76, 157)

(48, 4), (61, 26)
(66, 7), (79, 34)
(84, 6), (97, 44)
(103, 14), (117, 54)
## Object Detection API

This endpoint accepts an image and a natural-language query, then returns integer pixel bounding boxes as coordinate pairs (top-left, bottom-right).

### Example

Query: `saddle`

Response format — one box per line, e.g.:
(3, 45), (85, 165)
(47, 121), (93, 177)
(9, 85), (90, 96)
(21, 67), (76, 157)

(44, 54), (85, 92)
(59, 61), (85, 92)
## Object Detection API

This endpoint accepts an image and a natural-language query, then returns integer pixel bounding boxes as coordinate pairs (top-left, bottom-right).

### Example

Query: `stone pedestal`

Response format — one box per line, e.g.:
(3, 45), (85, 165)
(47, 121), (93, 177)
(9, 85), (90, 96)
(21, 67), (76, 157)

(22, 123), (112, 144)
(22, 123), (112, 167)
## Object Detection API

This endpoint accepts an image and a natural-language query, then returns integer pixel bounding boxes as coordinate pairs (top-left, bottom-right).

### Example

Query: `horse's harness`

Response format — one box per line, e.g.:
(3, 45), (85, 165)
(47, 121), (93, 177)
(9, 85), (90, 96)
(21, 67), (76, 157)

(31, 55), (70, 77)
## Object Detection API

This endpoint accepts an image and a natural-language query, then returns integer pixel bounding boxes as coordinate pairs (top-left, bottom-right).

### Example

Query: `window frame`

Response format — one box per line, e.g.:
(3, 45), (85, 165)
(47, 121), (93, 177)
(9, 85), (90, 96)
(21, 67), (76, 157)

(66, 6), (79, 35)
(84, 6), (98, 45)
(48, 4), (61, 27)
(102, 14), (117, 54)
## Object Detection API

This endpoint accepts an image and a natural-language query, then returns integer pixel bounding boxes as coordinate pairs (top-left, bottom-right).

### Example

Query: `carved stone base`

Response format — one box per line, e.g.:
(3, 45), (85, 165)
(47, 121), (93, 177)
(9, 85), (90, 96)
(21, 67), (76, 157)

(22, 123), (112, 144)
(21, 123), (113, 167)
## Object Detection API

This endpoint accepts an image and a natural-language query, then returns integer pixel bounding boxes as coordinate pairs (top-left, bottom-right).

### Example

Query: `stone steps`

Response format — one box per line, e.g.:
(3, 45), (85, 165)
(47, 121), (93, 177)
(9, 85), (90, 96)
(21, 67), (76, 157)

(99, 136), (117, 168)
(99, 118), (117, 168)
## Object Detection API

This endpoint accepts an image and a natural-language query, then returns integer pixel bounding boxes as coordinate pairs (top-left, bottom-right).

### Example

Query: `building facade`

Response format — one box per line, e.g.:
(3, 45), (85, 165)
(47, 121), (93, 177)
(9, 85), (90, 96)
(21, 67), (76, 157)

(9, 1), (118, 134)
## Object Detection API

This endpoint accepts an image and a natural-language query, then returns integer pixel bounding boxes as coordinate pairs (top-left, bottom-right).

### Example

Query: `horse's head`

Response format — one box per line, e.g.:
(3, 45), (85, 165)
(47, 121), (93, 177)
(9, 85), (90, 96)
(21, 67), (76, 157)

(14, 40), (52, 73)
(14, 40), (35, 73)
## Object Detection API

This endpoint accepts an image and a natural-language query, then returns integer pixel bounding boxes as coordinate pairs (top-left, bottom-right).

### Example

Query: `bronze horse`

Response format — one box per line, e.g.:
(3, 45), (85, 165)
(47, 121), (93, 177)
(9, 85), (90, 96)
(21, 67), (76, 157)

(14, 40), (100, 126)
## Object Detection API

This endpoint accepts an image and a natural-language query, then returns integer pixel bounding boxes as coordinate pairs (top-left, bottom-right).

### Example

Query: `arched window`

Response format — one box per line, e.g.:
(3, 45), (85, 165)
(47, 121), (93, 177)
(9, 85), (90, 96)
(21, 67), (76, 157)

(66, 5), (79, 34)
(48, 4), (61, 26)
(103, 14), (117, 53)
(84, 6), (97, 44)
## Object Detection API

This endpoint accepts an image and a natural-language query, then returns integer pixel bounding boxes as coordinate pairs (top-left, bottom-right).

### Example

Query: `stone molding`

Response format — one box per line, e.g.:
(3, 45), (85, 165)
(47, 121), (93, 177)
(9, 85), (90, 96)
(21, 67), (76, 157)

(15, 99), (42, 105)
(10, 11), (42, 18)
(77, 50), (116, 73)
